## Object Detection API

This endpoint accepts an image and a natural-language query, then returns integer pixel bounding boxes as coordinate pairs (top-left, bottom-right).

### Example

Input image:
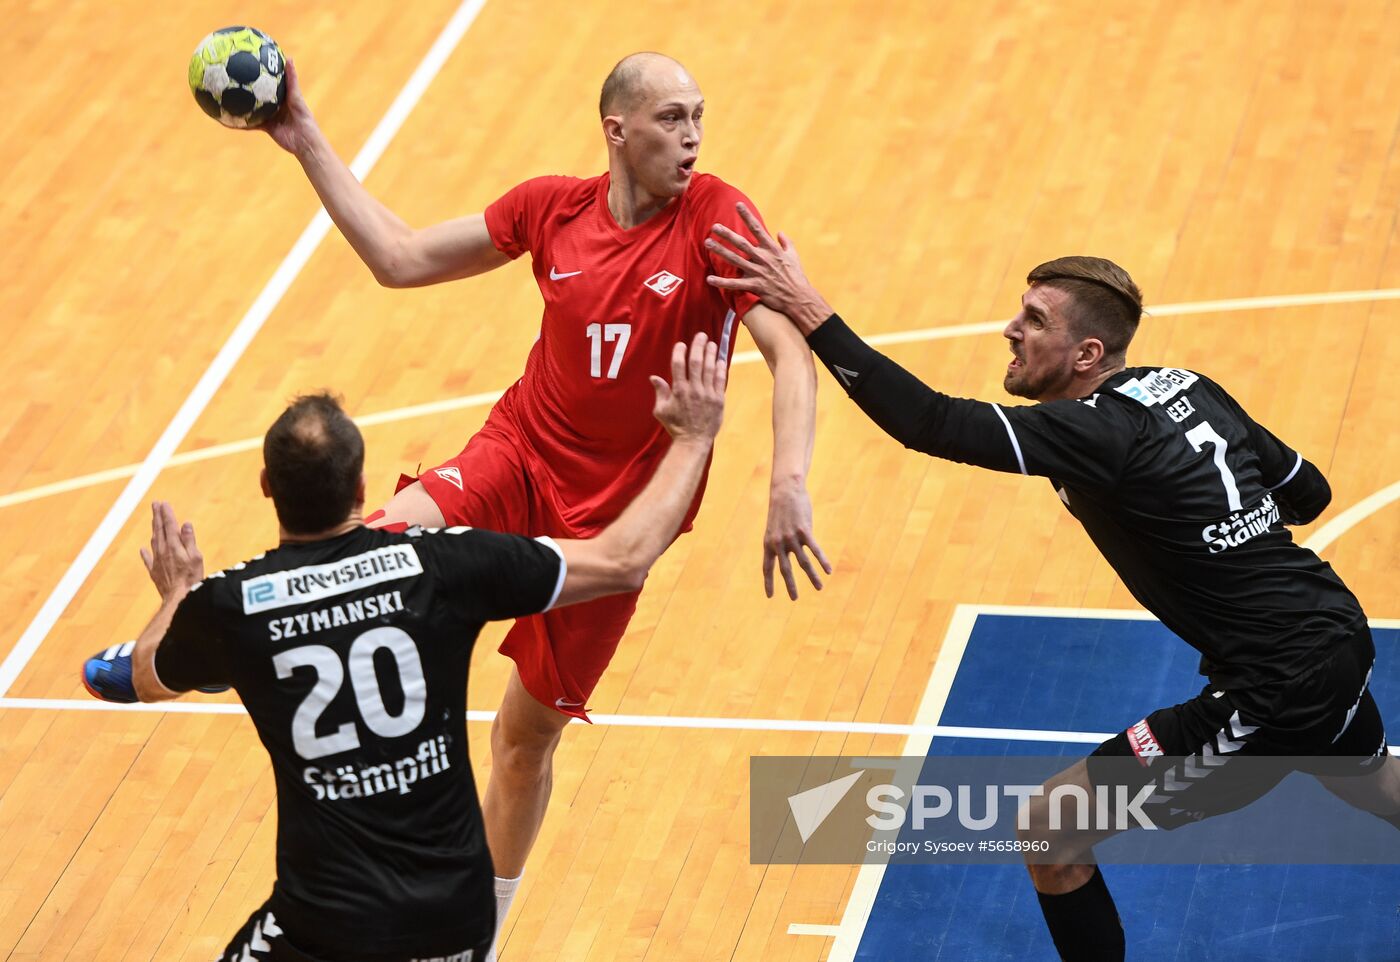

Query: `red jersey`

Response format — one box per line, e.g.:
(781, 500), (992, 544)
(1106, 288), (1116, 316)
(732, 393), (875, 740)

(483, 172), (764, 532)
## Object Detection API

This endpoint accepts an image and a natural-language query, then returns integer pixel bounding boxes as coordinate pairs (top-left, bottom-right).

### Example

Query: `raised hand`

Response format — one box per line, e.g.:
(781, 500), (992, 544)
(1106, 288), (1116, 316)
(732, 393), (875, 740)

(139, 502), (205, 604)
(705, 203), (834, 334)
(651, 332), (727, 444)
(259, 59), (318, 156)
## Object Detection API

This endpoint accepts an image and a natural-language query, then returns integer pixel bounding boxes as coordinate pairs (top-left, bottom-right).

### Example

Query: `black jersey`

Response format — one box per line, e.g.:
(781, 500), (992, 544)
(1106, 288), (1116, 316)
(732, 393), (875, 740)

(808, 316), (1365, 690)
(153, 525), (565, 958)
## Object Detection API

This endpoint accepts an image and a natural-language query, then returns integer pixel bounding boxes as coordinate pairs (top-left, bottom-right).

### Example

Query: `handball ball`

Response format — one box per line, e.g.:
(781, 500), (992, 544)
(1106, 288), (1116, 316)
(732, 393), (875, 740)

(188, 26), (287, 129)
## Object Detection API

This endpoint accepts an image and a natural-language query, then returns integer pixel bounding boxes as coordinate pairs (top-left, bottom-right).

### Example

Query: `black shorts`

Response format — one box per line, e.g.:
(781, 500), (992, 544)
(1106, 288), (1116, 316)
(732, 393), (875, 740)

(219, 898), (491, 962)
(1087, 625), (1388, 829)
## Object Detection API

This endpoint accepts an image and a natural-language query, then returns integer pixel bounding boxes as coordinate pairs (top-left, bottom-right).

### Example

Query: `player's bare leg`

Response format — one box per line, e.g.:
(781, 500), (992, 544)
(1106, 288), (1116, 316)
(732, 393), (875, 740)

(1316, 753), (1400, 824)
(1018, 760), (1126, 962)
(482, 668), (571, 955)
(484, 669), (569, 872)
(364, 480), (446, 529)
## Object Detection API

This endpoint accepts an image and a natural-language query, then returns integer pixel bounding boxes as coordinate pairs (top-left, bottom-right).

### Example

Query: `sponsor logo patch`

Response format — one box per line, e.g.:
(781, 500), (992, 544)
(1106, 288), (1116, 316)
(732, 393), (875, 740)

(241, 545), (423, 614)
(1127, 718), (1164, 766)
(1201, 493), (1280, 554)
(1115, 368), (1198, 408)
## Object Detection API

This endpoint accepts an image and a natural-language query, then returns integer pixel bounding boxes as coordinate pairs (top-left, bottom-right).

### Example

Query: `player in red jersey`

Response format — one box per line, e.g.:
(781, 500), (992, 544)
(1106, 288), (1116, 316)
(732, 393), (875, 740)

(262, 51), (828, 950)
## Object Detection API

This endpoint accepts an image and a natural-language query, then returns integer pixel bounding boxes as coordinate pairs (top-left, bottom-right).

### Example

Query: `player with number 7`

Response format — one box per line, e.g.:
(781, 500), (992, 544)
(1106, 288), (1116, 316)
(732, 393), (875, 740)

(704, 202), (1400, 961)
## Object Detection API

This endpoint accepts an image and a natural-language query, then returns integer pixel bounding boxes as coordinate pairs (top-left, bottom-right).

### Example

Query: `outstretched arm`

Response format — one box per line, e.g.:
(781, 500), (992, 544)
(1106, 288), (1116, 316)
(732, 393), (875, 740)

(704, 206), (959, 453)
(705, 206), (1027, 475)
(262, 61), (509, 287)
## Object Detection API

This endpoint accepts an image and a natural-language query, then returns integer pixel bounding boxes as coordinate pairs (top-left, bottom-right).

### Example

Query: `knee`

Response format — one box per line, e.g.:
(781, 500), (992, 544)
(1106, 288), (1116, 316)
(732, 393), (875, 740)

(490, 714), (563, 776)
(1018, 794), (1096, 865)
(1018, 794), (1052, 844)
(1026, 861), (1072, 892)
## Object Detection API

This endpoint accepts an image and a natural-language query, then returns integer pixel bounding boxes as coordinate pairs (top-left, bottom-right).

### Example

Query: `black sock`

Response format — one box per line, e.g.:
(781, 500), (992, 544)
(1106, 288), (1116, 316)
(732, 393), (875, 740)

(1035, 866), (1125, 962)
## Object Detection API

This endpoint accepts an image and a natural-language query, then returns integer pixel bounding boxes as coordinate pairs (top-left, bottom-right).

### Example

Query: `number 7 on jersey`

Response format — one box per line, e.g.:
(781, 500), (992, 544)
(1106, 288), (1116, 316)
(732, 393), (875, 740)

(586, 322), (631, 379)
(1185, 420), (1243, 511)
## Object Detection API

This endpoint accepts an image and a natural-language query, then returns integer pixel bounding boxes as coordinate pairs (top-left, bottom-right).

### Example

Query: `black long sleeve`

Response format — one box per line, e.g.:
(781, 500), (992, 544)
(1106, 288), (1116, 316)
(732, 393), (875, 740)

(1271, 458), (1331, 525)
(1219, 386), (1332, 526)
(804, 314), (1135, 486)
(805, 313), (959, 453)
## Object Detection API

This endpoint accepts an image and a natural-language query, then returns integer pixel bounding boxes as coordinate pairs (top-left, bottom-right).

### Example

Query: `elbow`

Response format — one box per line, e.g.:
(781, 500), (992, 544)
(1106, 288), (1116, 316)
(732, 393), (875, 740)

(614, 558), (648, 595)
(608, 542), (650, 594)
(1294, 487), (1331, 526)
(370, 234), (419, 288)
(1300, 486), (1332, 525)
(1312, 471), (1333, 515)
(567, 538), (649, 602)
(594, 532), (650, 594)
(372, 258), (411, 289)
(1277, 462), (1331, 525)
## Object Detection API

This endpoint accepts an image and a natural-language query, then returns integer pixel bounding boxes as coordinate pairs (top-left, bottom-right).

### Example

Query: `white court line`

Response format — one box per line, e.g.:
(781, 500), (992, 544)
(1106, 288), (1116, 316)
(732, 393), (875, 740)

(1147, 288), (1400, 315)
(4, 285), (1398, 512)
(0, 697), (1114, 742)
(1303, 478), (1400, 554)
(0, 390), (509, 511)
(0, 0), (491, 699)
(793, 603), (984, 953)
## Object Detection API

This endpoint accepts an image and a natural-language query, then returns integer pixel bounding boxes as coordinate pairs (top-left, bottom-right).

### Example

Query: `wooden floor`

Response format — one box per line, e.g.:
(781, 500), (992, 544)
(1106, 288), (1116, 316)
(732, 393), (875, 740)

(2, 0), (1398, 958)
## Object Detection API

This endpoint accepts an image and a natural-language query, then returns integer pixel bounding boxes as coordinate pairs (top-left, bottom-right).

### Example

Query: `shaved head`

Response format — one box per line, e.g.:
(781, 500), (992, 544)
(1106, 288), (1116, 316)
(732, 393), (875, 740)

(600, 52), (693, 118)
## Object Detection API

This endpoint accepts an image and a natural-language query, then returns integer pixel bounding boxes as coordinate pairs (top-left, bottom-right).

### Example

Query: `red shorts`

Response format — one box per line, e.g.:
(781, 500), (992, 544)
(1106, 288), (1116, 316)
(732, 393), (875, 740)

(410, 418), (641, 721)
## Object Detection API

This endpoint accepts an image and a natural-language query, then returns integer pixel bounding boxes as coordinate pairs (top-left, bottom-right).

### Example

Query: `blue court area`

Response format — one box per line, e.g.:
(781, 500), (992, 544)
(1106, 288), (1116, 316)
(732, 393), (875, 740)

(855, 614), (1400, 961)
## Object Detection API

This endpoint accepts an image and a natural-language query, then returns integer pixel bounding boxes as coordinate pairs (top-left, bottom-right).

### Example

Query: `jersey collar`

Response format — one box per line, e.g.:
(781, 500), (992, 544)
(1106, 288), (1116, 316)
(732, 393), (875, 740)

(595, 172), (686, 244)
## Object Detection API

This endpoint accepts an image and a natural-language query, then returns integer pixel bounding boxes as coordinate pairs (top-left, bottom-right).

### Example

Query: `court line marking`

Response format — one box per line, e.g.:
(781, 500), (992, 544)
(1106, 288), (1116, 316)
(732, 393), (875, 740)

(5, 608), (1396, 713)
(1302, 478), (1400, 554)
(0, 390), (509, 510)
(0, 0), (491, 699)
(797, 603), (982, 954)
(9, 605), (1393, 707)
(0, 697), (1114, 740)
(5, 285), (1399, 513)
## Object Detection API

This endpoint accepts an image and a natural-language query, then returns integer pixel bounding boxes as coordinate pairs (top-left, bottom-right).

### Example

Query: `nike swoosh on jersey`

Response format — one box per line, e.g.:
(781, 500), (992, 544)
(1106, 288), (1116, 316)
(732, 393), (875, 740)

(549, 267), (583, 280)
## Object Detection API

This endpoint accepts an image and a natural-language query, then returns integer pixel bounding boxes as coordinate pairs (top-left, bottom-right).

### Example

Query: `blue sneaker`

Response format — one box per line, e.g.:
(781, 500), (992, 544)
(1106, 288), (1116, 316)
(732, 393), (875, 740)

(82, 643), (231, 702)
(82, 643), (139, 703)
